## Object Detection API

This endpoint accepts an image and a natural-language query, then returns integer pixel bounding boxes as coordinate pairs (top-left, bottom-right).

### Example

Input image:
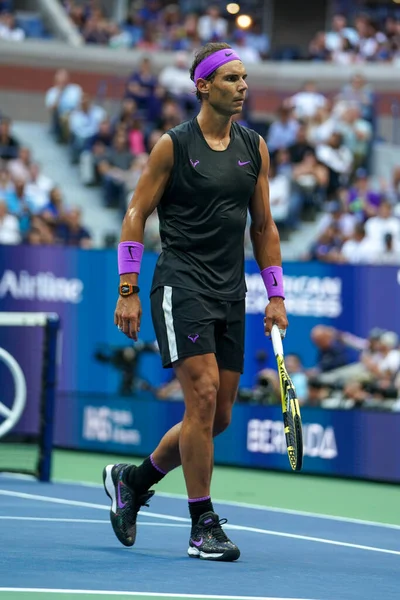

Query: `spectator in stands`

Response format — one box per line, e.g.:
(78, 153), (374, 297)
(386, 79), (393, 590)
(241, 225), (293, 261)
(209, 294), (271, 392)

(315, 131), (353, 194)
(55, 207), (92, 248)
(230, 30), (262, 64)
(340, 222), (376, 264)
(337, 74), (374, 122)
(288, 123), (314, 163)
(284, 81), (328, 121)
(365, 331), (400, 381)
(324, 13), (358, 54)
(308, 31), (331, 62)
(197, 5), (227, 44)
(0, 199), (21, 245)
(378, 232), (400, 265)
(346, 168), (381, 221)
(386, 166), (400, 207)
(25, 163), (53, 212)
(25, 215), (56, 246)
(307, 223), (343, 263)
(0, 117), (19, 160)
(97, 131), (133, 208)
(0, 11), (25, 41)
(40, 186), (65, 226)
(159, 51), (197, 114)
(339, 104), (372, 172)
(136, 23), (160, 51)
(0, 163), (14, 194)
(7, 146), (32, 183)
(291, 150), (329, 219)
(310, 325), (351, 373)
(364, 200), (400, 252)
(285, 354), (308, 405)
(246, 20), (270, 60)
(306, 105), (337, 146)
(69, 93), (106, 163)
(317, 199), (355, 240)
(45, 69), (82, 142)
(268, 161), (291, 229)
(266, 106), (299, 155)
(125, 57), (158, 114)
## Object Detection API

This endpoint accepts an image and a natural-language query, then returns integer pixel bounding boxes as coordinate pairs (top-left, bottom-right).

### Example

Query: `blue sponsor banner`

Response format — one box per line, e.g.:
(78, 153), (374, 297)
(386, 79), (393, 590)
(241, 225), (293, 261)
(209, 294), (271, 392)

(1, 246), (400, 482)
(53, 395), (400, 483)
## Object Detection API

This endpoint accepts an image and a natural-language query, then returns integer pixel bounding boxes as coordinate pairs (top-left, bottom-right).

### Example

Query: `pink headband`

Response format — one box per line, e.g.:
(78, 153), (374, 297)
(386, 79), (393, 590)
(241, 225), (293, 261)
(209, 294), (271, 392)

(194, 49), (242, 83)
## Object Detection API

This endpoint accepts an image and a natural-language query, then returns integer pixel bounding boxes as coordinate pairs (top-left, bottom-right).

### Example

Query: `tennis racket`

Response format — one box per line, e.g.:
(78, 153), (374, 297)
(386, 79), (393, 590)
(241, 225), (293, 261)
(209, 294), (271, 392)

(271, 324), (303, 472)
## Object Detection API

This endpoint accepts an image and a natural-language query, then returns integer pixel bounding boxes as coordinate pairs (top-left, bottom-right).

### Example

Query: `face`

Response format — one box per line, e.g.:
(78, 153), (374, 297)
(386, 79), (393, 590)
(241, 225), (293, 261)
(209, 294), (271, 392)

(200, 60), (248, 116)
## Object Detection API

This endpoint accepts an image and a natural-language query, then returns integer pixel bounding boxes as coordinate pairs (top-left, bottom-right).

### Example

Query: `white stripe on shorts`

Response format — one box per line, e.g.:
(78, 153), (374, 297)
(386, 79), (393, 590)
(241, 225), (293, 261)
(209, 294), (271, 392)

(162, 286), (178, 363)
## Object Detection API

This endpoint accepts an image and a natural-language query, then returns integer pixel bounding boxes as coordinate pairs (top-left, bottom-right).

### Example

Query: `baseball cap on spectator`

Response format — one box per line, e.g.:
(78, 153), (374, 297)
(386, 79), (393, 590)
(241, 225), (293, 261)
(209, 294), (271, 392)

(368, 327), (385, 340)
(380, 331), (399, 349)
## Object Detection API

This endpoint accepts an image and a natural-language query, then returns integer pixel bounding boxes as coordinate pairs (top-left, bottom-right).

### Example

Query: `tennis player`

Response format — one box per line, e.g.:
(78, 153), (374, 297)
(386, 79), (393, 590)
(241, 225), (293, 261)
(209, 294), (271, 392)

(103, 42), (288, 562)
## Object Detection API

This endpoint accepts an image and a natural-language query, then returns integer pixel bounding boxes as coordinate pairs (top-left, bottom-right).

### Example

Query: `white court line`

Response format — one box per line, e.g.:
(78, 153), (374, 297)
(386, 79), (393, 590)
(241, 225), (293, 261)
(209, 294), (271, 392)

(2, 473), (400, 532)
(0, 590), (317, 600)
(56, 477), (400, 532)
(0, 516), (185, 526)
(1, 489), (399, 557)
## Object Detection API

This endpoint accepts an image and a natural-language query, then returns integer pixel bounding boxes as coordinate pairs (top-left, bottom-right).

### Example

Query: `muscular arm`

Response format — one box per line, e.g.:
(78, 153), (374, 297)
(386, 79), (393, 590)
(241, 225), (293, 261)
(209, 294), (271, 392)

(120, 134), (173, 285)
(249, 136), (282, 270)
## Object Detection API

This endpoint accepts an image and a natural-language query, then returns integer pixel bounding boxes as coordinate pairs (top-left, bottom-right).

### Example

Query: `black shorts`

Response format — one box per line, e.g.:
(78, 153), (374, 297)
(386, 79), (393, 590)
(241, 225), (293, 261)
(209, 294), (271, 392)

(150, 286), (245, 373)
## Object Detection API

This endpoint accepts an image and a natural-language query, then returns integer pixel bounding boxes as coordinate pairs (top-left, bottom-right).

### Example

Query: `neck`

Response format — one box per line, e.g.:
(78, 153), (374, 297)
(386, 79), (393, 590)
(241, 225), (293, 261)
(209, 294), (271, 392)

(197, 105), (232, 140)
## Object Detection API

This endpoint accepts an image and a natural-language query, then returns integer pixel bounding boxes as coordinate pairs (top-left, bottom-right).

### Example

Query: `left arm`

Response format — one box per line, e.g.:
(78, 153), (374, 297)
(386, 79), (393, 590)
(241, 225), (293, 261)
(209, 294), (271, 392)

(249, 136), (288, 336)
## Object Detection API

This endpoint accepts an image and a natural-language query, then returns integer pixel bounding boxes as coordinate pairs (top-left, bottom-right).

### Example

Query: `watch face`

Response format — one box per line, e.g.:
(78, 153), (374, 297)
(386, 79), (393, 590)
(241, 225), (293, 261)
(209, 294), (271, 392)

(121, 285), (130, 295)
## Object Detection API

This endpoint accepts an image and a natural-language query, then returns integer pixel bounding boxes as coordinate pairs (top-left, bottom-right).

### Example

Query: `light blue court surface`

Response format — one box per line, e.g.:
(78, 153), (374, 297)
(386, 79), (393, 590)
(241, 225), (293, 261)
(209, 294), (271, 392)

(0, 477), (399, 600)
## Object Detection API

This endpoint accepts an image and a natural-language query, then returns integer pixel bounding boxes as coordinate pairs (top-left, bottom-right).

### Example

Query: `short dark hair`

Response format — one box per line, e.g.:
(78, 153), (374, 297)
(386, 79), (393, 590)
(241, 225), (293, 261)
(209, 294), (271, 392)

(190, 42), (232, 102)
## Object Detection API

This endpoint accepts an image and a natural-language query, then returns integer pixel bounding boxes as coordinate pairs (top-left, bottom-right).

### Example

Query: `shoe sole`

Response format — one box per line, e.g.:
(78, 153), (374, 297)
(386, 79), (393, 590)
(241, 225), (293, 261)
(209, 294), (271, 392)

(103, 464), (136, 547)
(187, 546), (240, 562)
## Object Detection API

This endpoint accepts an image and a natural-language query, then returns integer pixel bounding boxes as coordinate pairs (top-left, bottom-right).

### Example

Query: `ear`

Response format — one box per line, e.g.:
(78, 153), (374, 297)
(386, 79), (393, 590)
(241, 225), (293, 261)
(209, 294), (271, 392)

(196, 78), (210, 97)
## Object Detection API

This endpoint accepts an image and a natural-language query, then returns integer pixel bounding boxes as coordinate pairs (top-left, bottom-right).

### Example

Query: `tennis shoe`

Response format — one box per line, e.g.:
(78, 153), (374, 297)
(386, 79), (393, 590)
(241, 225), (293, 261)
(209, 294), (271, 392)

(103, 463), (154, 547)
(188, 511), (240, 561)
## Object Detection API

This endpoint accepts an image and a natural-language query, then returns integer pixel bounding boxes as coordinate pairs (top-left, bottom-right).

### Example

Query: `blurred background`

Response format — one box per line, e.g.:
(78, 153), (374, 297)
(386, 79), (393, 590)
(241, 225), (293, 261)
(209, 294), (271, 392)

(1, 0), (400, 483)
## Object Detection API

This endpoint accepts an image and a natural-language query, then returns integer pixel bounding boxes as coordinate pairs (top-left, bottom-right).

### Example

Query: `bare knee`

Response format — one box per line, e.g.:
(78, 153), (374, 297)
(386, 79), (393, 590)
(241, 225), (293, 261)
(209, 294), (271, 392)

(213, 408), (232, 436)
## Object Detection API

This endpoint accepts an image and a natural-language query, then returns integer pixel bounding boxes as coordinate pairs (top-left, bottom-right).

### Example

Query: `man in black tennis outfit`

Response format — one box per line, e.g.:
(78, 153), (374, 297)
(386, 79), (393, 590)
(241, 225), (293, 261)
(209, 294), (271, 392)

(103, 42), (288, 562)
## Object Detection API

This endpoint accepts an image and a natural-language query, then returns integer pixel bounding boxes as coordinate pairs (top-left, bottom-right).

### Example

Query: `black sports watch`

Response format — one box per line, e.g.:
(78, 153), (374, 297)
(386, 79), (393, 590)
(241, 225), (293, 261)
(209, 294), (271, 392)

(119, 283), (140, 297)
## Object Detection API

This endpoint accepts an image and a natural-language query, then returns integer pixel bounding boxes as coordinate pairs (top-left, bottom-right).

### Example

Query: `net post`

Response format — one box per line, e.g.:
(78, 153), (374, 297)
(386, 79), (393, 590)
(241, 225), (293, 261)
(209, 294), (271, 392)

(38, 314), (60, 482)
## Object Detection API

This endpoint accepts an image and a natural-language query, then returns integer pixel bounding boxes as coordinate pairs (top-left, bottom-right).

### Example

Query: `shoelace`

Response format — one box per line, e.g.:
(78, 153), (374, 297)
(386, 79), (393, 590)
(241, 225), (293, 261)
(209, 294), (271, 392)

(135, 490), (154, 510)
(204, 517), (229, 542)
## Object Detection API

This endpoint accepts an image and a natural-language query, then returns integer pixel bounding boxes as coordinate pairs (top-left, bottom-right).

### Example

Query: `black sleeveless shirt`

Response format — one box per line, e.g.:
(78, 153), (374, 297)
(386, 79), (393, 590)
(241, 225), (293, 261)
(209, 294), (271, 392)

(151, 118), (262, 301)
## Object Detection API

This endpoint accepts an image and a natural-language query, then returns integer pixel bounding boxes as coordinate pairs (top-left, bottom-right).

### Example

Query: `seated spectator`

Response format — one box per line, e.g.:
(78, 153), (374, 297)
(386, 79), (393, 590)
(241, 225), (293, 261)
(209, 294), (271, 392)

(288, 123), (314, 163)
(128, 118), (146, 155)
(310, 325), (352, 373)
(307, 224), (343, 263)
(230, 30), (262, 64)
(377, 232), (400, 265)
(346, 168), (381, 221)
(307, 105), (337, 146)
(197, 5), (227, 44)
(25, 162), (54, 211)
(40, 186), (65, 226)
(158, 51), (197, 114)
(125, 57), (158, 114)
(0, 162), (14, 195)
(285, 81), (328, 121)
(0, 117), (19, 160)
(0, 11), (25, 41)
(308, 31), (331, 62)
(25, 214), (56, 246)
(324, 13), (358, 52)
(246, 20), (270, 60)
(340, 222), (377, 264)
(268, 161), (291, 226)
(97, 131), (133, 208)
(337, 73), (374, 122)
(285, 354), (308, 404)
(315, 132), (353, 194)
(136, 24), (161, 52)
(330, 37), (358, 66)
(7, 146), (32, 183)
(266, 106), (299, 155)
(0, 198), (20, 244)
(45, 69), (82, 142)
(318, 199), (355, 240)
(338, 104), (372, 172)
(55, 207), (92, 248)
(364, 200), (400, 252)
(69, 93), (106, 163)
(291, 150), (329, 217)
(364, 331), (400, 381)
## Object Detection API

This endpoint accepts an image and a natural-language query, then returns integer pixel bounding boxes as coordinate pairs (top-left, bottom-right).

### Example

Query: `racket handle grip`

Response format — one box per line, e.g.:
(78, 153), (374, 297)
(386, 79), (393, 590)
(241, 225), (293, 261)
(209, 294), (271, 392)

(271, 324), (284, 357)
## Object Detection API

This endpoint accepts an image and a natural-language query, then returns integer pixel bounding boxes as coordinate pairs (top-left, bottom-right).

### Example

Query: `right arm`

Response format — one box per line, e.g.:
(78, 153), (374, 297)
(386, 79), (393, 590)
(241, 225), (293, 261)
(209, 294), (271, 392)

(115, 134), (174, 339)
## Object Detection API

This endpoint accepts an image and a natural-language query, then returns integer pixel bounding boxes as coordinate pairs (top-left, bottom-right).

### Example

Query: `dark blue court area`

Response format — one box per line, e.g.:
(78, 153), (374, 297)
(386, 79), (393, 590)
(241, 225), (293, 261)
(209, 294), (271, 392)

(0, 476), (399, 600)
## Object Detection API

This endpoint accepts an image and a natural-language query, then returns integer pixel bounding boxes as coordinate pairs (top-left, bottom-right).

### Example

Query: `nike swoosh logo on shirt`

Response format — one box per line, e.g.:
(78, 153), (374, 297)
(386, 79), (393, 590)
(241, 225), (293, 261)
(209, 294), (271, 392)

(238, 160), (251, 166)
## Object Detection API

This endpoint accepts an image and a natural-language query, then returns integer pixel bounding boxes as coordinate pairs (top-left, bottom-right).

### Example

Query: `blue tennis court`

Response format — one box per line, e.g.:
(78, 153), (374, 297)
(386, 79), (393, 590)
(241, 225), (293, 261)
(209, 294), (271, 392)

(0, 475), (399, 600)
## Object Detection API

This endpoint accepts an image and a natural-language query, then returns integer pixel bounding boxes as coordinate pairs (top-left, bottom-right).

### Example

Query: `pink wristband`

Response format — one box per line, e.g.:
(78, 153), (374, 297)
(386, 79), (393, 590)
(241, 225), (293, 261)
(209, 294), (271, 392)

(118, 241), (144, 275)
(261, 266), (285, 299)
